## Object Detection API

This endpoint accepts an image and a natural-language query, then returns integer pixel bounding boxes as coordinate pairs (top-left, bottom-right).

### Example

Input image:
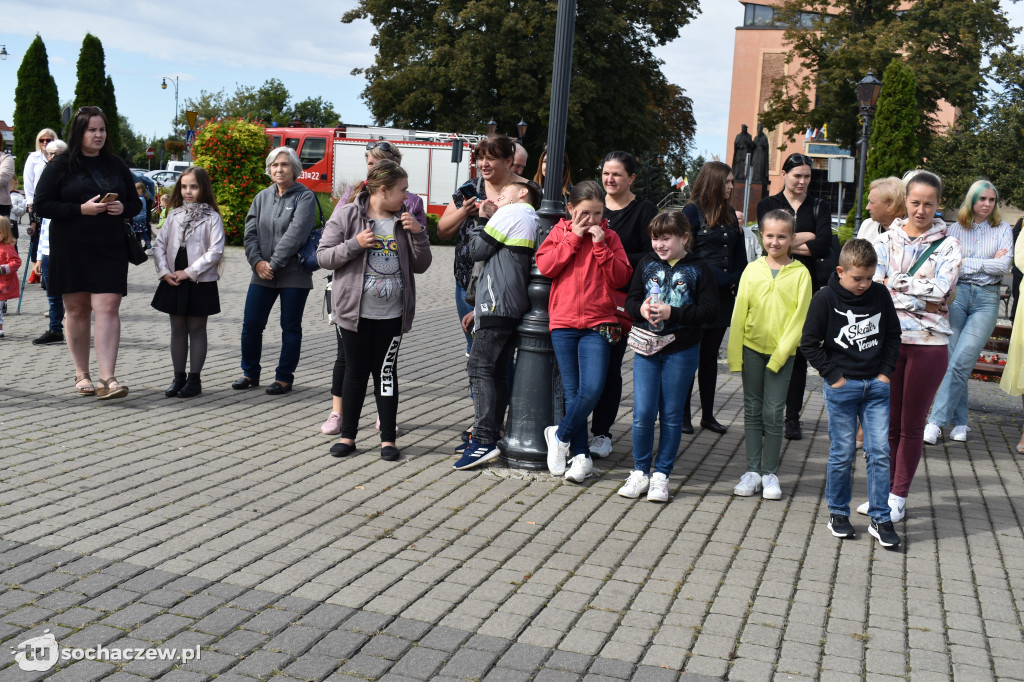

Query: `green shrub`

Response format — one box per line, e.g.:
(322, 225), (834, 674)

(427, 213), (456, 246)
(192, 118), (269, 245)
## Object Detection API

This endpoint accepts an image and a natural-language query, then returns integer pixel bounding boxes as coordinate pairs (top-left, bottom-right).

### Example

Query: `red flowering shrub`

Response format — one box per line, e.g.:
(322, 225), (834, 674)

(192, 119), (269, 245)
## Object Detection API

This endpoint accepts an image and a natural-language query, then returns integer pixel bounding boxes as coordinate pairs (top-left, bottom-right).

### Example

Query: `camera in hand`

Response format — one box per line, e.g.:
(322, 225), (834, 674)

(452, 180), (481, 208)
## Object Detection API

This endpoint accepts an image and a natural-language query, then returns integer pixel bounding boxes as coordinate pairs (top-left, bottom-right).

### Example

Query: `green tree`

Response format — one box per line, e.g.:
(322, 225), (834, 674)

(191, 119), (270, 245)
(761, 0), (1014, 156)
(341, 0), (700, 180)
(290, 96), (340, 128)
(12, 35), (61, 176)
(227, 78), (291, 125)
(865, 59), (920, 183)
(73, 34), (120, 150)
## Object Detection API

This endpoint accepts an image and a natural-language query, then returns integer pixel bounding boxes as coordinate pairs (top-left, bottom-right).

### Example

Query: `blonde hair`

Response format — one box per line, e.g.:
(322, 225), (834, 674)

(0, 216), (14, 246)
(957, 179), (1002, 226)
(868, 177), (906, 221)
(35, 129), (58, 154)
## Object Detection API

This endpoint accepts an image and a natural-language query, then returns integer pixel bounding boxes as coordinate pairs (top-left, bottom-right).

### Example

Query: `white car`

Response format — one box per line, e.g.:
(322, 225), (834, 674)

(146, 169), (182, 189)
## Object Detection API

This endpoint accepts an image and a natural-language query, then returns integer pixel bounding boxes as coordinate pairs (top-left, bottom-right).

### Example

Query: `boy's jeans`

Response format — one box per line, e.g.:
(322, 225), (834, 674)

(632, 345), (699, 477)
(823, 377), (892, 523)
(467, 327), (517, 443)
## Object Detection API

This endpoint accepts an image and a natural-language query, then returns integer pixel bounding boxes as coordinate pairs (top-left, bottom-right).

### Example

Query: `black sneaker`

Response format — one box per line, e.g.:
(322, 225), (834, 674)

(828, 514), (856, 538)
(869, 520), (902, 549)
(784, 418), (803, 440)
(32, 329), (65, 345)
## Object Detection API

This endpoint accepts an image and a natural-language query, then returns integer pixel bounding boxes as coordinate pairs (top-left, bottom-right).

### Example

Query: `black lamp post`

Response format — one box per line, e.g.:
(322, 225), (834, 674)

(499, 0), (577, 470)
(0, 45), (8, 61)
(487, 117), (497, 136)
(517, 118), (528, 143)
(853, 69), (882, 228)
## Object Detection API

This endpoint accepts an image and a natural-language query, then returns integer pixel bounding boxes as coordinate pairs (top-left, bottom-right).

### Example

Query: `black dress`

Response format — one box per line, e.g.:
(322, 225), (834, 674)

(33, 154), (143, 297)
(151, 246), (221, 317)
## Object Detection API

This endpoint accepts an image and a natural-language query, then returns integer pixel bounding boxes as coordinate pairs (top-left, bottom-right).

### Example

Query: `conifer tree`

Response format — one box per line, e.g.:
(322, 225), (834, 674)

(73, 34), (120, 150)
(104, 76), (121, 154)
(12, 35), (61, 176)
(866, 60), (920, 184)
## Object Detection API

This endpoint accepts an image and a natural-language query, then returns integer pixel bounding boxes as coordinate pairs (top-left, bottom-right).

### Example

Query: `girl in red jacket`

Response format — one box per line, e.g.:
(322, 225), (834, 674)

(536, 181), (632, 482)
(0, 216), (22, 339)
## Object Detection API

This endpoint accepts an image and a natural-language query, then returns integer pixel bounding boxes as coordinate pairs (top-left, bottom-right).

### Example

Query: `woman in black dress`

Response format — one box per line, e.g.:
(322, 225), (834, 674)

(756, 153), (832, 439)
(682, 161), (747, 433)
(33, 106), (142, 399)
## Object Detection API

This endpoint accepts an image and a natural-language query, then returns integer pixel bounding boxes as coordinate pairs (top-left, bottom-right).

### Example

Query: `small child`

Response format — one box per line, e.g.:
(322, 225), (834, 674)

(132, 182), (152, 251)
(150, 168), (225, 398)
(454, 180), (542, 470)
(727, 209), (812, 500)
(155, 194), (170, 229)
(800, 238), (902, 547)
(536, 181), (633, 482)
(619, 211), (718, 501)
(0, 216), (23, 339)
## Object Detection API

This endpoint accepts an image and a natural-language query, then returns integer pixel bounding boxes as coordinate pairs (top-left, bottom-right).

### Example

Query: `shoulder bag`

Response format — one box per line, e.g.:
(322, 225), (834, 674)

(297, 191), (327, 272)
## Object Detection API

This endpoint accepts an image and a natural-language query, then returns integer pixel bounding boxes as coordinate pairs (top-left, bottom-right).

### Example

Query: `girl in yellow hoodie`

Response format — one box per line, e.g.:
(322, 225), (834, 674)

(728, 209), (813, 500)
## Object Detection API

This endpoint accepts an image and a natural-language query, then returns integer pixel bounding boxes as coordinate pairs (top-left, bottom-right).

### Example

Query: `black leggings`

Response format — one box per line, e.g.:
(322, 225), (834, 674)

(339, 317), (403, 442)
(684, 326), (728, 420)
(332, 325), (345, 397)
(169, 315), (208, 374)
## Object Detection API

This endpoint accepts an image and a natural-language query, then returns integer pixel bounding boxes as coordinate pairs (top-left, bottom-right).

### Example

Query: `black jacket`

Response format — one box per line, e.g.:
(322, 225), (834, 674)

(626, 252), (719, 354)
(799, 272), (902, 384)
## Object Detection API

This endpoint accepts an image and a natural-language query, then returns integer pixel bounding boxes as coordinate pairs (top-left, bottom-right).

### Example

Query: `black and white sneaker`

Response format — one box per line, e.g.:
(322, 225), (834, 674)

(453, 439), (499, 470)
(32, 329), (65, 345)
(869, 520), (902, 549)
(828, 514), (856, 538)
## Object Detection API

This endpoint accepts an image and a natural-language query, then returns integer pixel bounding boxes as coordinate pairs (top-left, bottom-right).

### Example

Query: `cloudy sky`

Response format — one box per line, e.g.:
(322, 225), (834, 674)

(1, 1), (1020, 163)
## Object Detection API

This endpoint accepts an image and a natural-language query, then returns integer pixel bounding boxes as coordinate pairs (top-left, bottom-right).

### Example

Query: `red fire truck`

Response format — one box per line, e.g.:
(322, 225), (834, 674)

(265, 125), (482, 214)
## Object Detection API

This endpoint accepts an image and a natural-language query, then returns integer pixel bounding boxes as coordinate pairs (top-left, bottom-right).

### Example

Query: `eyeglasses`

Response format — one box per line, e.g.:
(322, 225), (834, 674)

(784, 154), (813, 170)
(366, 141), (396, 154)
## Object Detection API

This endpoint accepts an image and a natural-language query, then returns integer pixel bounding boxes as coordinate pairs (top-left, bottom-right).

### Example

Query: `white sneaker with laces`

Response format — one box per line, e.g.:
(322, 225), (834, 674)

(950, 425), (970, 442)
(589, 435), (613, 459)
(761, 473), (782, 500)
(618, 471), (650, 498)
(923, 422), (941, 445)
(564, 454), (593, 483)
(856, 500), (869, 515)
(545, 426), (569, 476)
(647, 473), (669, 502)
(734, 471), (762, 496)
(888, 493), (906, 522)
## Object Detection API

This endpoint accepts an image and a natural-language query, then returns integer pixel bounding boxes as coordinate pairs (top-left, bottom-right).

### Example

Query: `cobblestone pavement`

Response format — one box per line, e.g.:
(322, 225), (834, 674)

(2, 237), (1024, 681)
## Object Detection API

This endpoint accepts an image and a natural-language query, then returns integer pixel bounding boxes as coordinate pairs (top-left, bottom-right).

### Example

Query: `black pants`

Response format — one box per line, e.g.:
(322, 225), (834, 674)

(785, 348), (808, 422)
(591, 337), (628, 438)
(467, 327), (517, 443)
(332, 325), (346, 397)
(684, 326), (728, 420)
(339, 317), (403, 442)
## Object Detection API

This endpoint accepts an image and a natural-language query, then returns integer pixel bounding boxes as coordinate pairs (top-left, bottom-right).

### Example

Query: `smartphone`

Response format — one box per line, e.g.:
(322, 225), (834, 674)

(452, 180), (481, 208)
(99, 193), (118, 203)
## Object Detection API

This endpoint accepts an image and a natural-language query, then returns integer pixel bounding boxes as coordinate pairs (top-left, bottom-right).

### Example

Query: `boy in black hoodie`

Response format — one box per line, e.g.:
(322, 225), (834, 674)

(801, 239), (903, 549)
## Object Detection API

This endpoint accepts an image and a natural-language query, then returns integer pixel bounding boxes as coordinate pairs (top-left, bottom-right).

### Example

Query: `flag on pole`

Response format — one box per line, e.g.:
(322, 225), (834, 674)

(805, 127), (814, 140)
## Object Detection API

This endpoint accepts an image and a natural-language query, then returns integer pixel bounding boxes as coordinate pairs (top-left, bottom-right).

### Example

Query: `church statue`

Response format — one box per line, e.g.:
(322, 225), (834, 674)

(732, 124), (753, 182)
(749, 123), (770, 187)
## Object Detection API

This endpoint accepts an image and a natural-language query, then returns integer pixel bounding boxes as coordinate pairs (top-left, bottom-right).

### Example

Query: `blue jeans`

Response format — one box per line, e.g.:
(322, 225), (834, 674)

(824, 378), (892, 522)
(41, 255), (64, 332)
(240, 284), (310, 384)
(551, 328), (611, 456)
(928, 283), (1000, 427)
(632, 345), (699, 477)
(455, 283), (473, 355)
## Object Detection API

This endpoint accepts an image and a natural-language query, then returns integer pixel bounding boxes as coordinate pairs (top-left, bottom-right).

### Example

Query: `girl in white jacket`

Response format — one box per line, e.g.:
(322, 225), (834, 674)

(151, 167), (225, 398)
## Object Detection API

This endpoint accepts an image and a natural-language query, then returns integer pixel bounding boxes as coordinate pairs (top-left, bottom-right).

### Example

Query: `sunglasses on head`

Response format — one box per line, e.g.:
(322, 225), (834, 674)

(784, 154), (813, 170)
(39, 138), (53, 145)
(77, 106), (103, 116)
(366, 141), (397, 154)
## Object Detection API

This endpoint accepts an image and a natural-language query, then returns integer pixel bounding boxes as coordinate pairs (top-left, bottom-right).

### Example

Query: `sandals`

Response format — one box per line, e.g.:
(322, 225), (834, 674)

(96, 377), (129, 400)
(75, 372), (96, 396)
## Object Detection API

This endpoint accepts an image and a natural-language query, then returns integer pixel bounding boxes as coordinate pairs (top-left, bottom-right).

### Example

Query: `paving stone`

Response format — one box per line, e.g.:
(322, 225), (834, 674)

(193, 606), (253, 635)
(387, 646), (450, 679)
(283, 652), (342, 680)
(310, 629), (370, 659)
(230, 650), (294, 677)
(339, 652), (394, 678)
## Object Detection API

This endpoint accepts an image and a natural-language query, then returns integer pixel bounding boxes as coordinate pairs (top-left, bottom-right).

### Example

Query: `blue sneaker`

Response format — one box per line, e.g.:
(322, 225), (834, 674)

(454, 439), (500, 470)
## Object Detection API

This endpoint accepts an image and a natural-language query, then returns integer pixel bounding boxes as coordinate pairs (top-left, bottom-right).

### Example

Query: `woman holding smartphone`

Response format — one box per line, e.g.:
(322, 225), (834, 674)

(34, 106), (142, 399)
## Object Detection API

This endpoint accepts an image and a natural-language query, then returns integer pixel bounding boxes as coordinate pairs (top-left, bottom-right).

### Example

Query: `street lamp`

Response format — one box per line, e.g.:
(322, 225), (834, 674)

(0, 45), (8, 61)
(517, 118), (528, 142)
(487, 117), (497, 136)
(161, 76), (179, 131)
(853, 69), (882, 227)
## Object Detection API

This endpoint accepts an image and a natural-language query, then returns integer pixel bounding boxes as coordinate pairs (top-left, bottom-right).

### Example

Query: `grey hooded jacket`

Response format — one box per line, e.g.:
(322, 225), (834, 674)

(243, 181), (316, 289)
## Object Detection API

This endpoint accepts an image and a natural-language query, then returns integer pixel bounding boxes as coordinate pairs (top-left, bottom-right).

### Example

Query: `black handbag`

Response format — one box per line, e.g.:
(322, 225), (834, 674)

(297, 191), (326, 273)
(123, 222), (148, 265)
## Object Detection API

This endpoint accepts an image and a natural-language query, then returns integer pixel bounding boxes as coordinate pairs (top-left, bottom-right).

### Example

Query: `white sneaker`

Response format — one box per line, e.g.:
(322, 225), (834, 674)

(888, 493), (906, 522)
(564, 454), (593, 483)
(589, 435), (613, 459)
(617, 470), (650, 498)
(734, 471), (762, 496)
(950, 425), (970, 442)
(856, 500), (869, 515)
(761, 474), (782, 500)
(545, 426), (569, 476)
(647, 473), (669, 502)
(923, 423), (941, 445)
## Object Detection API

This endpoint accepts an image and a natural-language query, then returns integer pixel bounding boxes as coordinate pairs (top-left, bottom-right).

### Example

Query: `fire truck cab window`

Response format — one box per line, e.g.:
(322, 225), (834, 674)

(285, 138), (300, 150)
(299, 137), (327, 169)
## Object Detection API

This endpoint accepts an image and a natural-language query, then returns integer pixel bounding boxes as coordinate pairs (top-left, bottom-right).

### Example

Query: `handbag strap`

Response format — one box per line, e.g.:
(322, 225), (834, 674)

(908, 237), (947, 276)
(293, 188), (326, 229)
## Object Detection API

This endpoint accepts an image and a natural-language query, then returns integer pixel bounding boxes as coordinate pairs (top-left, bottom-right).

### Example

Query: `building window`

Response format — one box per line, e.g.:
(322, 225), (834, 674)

(743, 3), (818, 28)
